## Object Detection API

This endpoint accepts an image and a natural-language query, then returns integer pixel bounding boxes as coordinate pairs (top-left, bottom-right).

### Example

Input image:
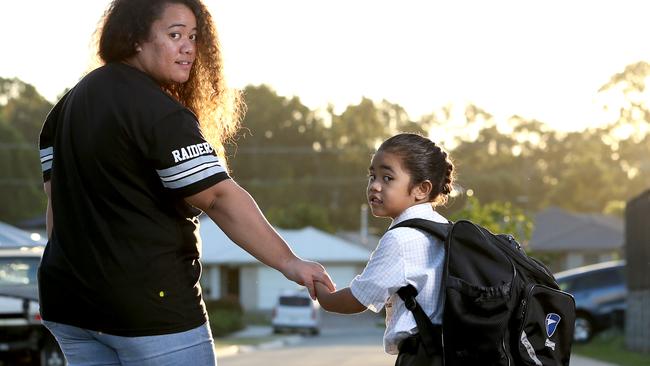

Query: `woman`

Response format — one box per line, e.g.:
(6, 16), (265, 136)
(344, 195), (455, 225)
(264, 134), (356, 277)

(38, 1), (334, 364)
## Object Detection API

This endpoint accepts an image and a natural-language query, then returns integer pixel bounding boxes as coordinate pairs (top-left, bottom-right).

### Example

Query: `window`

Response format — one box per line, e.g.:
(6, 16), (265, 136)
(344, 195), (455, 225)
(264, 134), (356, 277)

(571, 267), (623, 291)
(279, 296), (311, 307)
(0, 257), (40, 286)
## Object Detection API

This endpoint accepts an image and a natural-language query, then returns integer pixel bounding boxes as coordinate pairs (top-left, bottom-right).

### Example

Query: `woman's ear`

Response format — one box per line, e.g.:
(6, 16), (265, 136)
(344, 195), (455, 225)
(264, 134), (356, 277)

(135, 43), (142, 52)
(414, 180), (433, 201)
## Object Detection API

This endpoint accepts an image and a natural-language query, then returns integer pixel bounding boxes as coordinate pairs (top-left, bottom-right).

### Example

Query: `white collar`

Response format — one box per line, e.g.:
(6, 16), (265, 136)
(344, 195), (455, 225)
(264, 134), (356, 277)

(390, 203), (448, 228)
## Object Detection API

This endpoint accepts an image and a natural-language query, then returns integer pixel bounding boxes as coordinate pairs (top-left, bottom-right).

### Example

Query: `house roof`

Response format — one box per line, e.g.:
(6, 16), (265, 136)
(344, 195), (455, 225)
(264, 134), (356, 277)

(0, 221), (47, 248)
(335, 231), (382, 252)
(14, 214), (47, 230)
(529, 207), (623, 252)
(199, 216), (372, 264)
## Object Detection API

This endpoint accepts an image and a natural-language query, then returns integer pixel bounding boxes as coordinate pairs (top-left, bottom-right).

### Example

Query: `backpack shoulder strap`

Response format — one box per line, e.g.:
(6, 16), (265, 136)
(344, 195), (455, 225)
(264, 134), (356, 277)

(391, 218), (450, 356)
(397, 284), (442, 356)
(390, 218), (452, 242)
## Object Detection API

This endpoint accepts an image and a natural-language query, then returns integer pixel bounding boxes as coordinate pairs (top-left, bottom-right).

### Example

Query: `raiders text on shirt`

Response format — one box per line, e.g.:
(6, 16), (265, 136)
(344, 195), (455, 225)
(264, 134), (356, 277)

(172, 142), (214, 163)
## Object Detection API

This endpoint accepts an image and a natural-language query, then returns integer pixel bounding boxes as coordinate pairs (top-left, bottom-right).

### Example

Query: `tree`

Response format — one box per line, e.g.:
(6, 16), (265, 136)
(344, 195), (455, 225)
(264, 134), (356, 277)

(0, 78), (53, 223)
(598, 61), (650, 200)
(450, 196), (533, 243)
(450, 123), (531, 208)
(0, 112), (45, 223)
(266, 203), (334, 232)
(0, 77), (53, 145)
(225, 85), (337, 228)
(442, 107), (634, 215)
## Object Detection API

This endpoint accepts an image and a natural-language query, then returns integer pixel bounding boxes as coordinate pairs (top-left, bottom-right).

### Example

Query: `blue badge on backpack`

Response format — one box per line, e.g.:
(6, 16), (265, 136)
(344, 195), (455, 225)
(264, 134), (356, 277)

(545, 313), (561, 338)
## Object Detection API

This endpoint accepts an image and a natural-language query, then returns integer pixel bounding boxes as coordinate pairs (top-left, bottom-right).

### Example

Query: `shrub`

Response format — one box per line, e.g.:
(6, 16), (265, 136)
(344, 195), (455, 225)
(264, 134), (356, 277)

(205, 296), (244, 337)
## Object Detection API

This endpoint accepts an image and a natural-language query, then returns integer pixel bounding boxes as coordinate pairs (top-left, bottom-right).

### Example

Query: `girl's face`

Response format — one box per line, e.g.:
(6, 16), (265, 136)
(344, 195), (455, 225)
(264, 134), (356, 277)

(367, 151), (427, 219)
(128, 3), (197, 85)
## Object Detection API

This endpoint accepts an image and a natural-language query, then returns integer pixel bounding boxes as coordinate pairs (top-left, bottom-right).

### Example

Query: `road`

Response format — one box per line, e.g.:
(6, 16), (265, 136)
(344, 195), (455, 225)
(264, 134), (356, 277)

(218, 311), (619, 366)
(219, 312), (395, 366)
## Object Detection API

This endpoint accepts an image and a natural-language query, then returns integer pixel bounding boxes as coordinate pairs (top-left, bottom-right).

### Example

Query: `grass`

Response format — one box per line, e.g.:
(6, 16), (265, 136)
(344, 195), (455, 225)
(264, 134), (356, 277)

(242, 311), (271, 326)
(573, 329), (650, 366)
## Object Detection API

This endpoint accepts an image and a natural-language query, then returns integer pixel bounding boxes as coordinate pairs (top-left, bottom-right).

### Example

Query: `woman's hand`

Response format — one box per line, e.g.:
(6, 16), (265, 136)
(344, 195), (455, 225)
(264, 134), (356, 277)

(280, 257), (335, 300)
(186, 180), (337, 299)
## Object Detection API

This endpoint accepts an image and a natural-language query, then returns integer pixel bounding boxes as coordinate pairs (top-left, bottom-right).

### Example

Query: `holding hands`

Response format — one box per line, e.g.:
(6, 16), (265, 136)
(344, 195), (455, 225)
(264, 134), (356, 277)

(314, 274), (366, 314)
(280, 257), (335, 300)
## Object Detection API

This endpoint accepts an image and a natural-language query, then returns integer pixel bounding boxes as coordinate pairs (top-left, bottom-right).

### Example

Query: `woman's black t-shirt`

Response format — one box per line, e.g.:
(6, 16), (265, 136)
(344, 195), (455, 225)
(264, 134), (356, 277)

(38, 63), (229, 336)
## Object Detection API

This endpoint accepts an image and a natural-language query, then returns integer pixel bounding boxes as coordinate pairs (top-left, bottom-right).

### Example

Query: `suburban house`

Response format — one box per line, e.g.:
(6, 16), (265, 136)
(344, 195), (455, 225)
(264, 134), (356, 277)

(198, 216), (372, 311)
(528, 207), (623, 272)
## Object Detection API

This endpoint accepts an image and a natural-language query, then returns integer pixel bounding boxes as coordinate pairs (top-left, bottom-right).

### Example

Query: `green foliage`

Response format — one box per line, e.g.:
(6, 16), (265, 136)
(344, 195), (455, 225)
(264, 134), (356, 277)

(204, 297), (244, 337)
(266, 202), (334, 232)
(449, 196), (533, 242)
(0, 82), (50, 223)
(2, 59), (650, 232)
(573, 329), (650, 366)
(603, 200), (626, 217)
(241, 311), (271, 326)
(0, 77), (53, 144)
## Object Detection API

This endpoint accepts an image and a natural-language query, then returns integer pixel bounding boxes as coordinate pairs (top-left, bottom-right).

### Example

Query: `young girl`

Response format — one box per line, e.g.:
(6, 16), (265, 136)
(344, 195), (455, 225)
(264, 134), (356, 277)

(315, 133), (455, 366)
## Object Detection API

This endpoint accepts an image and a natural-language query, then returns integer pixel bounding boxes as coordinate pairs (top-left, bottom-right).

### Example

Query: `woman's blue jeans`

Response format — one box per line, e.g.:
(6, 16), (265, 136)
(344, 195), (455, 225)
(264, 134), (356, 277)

(42, 320), (217, 366)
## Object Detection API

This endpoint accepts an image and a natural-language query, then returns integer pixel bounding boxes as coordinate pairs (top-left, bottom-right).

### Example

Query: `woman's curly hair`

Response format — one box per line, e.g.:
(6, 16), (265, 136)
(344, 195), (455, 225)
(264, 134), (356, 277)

(95, 0), (243, 163)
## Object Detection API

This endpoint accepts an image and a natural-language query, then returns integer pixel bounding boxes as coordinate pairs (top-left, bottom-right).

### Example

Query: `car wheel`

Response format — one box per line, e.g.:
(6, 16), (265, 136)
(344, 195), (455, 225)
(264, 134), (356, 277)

(574, 315), (593, 343)
(39, 335), (66, 366)
(310, 327), (320, 336)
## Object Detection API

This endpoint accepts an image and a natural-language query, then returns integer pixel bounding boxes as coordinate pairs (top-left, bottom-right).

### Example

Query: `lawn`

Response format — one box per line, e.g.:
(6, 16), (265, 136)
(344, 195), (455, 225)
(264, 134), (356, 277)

(573, 330), (650, 366)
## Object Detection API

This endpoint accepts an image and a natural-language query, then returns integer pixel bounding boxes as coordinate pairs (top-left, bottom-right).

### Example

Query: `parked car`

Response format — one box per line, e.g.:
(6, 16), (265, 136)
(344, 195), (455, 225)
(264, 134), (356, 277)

(554, 260), (626, 343)
(0, 246), (65, 365)
(271, 291), (321, 335)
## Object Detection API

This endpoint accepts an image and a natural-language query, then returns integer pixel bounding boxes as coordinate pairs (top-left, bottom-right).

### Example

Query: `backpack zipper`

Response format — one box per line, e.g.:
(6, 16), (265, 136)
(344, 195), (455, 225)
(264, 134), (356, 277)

(502, 262), (516, 366)
(502, 338), (511, 366)
(520, 284), (535, 320)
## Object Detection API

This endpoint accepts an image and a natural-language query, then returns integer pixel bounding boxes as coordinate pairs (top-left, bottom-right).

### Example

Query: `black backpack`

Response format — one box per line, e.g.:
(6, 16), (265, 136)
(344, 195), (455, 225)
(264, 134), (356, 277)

(392, 219), (576, 366)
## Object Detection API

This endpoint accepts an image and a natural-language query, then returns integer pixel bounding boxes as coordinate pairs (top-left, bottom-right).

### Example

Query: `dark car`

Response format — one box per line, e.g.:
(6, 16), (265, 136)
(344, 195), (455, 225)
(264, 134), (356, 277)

(0, 247), (65, 366)
(554, 260), (626, 343)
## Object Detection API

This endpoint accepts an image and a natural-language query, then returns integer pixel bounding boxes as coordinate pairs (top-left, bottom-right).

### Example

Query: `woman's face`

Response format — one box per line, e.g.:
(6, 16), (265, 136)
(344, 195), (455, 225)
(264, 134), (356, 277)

(130, 3), (197, 84)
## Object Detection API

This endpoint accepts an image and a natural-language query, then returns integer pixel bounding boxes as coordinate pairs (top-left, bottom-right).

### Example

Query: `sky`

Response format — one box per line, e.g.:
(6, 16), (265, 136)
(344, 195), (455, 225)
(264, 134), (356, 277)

(2, 0), (650, 132)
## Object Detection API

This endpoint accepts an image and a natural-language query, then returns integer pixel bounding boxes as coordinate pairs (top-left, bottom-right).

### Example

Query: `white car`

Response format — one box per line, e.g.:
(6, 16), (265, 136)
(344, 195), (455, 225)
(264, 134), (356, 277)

(0, 246), (66, 366)
(271, 291), (321, 335)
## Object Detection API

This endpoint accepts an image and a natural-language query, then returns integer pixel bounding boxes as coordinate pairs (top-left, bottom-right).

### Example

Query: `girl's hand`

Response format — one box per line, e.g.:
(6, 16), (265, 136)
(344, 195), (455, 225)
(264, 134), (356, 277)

(314, 285), (367, 314)
(315, 281), (333, 298)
